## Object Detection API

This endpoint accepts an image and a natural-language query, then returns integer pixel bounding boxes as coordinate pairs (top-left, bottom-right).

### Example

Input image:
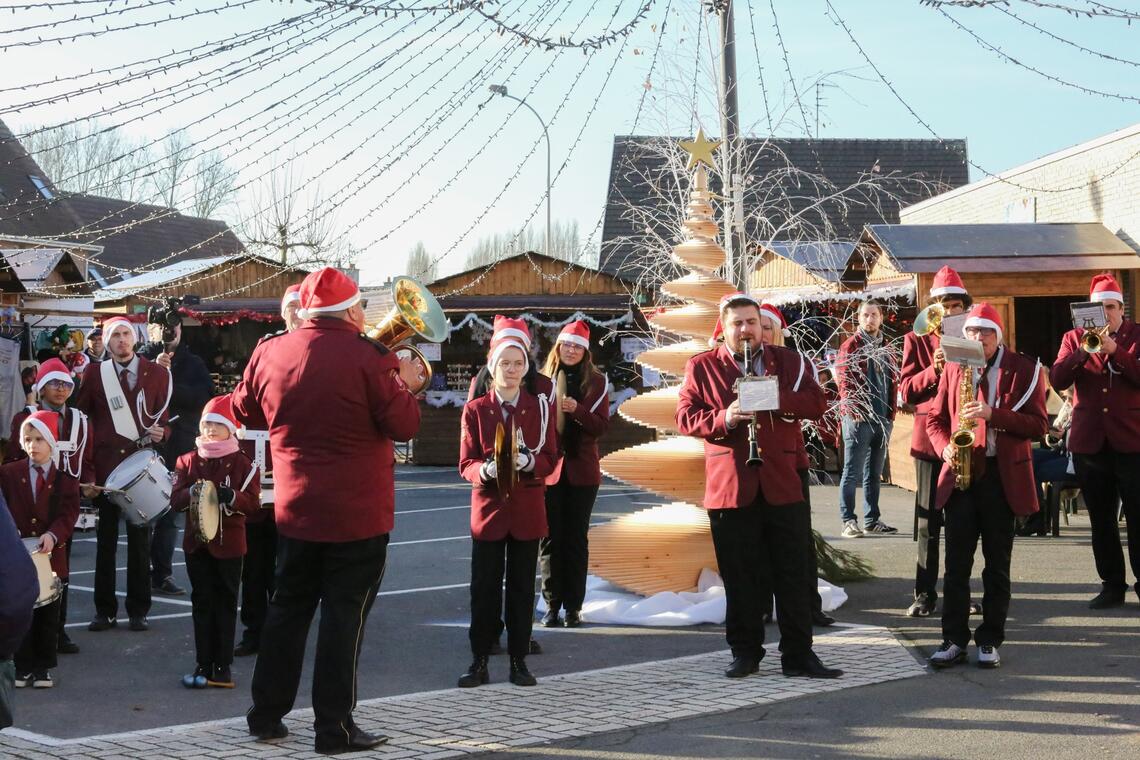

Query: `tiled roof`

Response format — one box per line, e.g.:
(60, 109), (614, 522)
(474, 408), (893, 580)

(0, 119), (86, 240)
(600, 136), (969, 278)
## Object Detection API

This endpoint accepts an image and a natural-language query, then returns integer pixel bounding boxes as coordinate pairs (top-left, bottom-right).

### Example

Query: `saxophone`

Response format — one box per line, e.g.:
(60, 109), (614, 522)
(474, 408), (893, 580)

(950, 364), (977, 490)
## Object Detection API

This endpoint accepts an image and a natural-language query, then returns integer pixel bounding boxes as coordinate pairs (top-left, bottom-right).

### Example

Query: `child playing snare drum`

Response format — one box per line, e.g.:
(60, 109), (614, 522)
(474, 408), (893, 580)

(0, 410), (80, 688)
(172, 395), (259, 689)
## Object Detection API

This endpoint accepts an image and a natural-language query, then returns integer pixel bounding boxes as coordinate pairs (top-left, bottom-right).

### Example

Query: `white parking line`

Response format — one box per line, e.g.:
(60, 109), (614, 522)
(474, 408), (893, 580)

(66, 584), (194, 607)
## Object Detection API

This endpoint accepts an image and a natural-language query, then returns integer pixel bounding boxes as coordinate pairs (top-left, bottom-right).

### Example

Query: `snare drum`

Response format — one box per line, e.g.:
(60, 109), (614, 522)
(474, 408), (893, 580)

(104, 449), (172, 526)
(190, 480), (221, 543)
(23, 537), (62, 609)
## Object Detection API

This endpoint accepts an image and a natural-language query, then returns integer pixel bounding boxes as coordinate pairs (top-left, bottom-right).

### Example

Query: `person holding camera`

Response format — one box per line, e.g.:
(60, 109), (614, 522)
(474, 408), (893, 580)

(144, 301), (214, 597)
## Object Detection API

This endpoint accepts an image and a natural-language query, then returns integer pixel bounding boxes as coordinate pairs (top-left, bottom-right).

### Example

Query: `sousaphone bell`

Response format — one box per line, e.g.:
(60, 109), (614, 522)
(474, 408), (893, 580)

(913, 303), (944, 337)
(364, 276), (449, 395)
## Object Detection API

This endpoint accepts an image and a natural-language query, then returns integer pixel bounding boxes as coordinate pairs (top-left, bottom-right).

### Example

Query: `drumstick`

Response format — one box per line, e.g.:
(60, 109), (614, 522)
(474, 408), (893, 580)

(84, 484), (129, 497)
(134, 415), (180, 448)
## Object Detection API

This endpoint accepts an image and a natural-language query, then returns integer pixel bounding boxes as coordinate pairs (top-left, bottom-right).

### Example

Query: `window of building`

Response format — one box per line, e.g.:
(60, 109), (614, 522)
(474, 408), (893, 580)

(28, 175), (54, 199)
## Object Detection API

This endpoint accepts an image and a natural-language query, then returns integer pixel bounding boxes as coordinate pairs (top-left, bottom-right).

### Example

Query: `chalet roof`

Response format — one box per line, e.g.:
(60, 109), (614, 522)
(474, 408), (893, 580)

(0, 120), (86, 240)
(92, 255), (232, 303)
(437, 294), (632, 313)
(761, 241), (857, 284)
(600, 136), (969, 278)
(433, 251), (637, 288)
(845, 222), (1140, 288)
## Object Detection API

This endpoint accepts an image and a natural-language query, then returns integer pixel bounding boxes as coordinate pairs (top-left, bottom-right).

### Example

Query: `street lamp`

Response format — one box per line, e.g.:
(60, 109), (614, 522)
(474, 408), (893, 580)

(488, 84), (551, 259)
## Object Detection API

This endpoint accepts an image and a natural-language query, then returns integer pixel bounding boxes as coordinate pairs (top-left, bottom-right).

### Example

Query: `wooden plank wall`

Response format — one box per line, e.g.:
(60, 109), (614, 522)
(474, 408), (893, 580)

(432, 257), (629, 297)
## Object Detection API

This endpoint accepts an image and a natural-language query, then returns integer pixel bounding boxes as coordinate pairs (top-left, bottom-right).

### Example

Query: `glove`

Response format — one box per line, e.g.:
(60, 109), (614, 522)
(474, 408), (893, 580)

(515, 451), (535, 472)
(479, 459), (498, 483)
(216, 484), (235, 506)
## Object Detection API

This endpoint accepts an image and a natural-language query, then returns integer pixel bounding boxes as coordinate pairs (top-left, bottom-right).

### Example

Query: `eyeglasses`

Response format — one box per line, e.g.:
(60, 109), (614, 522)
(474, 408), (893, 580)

(43, 380), (73, 391)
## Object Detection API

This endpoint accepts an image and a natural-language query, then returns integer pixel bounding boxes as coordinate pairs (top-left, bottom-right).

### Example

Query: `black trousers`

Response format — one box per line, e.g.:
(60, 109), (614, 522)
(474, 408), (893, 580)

(186, 550), (242, 669)
(93, 496), (151, 620)
(539, 479), (599, 614)
(942, 461), (1015, 648)
(248, 534), (388, 743)
(709, 494), (813, 660)
(239, 517), (278, 647)
(914, 457), (944, 601)
(1074, 448), (1140, 592)
(14, 599), (60, 674)
(470, 537), (539, 658)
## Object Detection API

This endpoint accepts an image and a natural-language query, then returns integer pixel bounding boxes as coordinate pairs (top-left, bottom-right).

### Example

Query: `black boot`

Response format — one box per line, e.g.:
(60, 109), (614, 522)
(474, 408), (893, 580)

(457, 656), (489, 688)
(509, 656), (537, 686)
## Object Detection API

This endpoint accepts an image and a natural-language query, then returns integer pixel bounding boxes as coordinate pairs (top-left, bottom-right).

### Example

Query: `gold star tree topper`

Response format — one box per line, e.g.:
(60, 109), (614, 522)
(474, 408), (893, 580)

(679, 128), (722, 170)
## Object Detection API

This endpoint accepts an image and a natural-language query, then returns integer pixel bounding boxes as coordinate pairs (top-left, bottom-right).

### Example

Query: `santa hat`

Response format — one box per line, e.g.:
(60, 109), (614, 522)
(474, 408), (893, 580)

(487, 337), (529, 374)
(556, 320), (591, 350)
(35, 358), (74, 393)
(709, 317), (724, 347)
(964, 302), (1003, 343)
(718, 291), (762, 315)
(281, 283), (302, 314)
(757, 303), (791, 337)
(21, 410), (60, 461)
(101, 317), (136, 342)
(930, 265), (968, 298)
(200, 395), (239, 436)
(298, 267), (361, 320)
(1090, 273), (1123, 304)
(491, 315), (531, 349)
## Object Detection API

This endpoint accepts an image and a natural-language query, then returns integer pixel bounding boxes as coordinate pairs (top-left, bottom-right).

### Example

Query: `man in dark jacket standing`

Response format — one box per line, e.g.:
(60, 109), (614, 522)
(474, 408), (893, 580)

(1, 495), (38, 728)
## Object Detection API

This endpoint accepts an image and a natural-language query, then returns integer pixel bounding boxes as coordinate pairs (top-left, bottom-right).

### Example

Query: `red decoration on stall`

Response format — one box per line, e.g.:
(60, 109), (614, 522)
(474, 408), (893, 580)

(178, 307), (283, 326)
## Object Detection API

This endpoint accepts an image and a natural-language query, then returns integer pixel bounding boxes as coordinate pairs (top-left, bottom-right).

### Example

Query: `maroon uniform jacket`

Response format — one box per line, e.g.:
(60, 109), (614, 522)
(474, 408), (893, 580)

(460, 389), (559, 541)
(73, 356), (171, 484)
(0, 460), (80, 577)
(837, 331), (899, 422)
(6, 405), (94, 482)
(898, 331), (942, 461)
(546, 372), (609, 487)
(1050, 320), (1140, 455)
(676, 344), (826, 509)
(926, 350), (1048, 515)
(231, 318), (421, 543)
(172, 449), (260, 559)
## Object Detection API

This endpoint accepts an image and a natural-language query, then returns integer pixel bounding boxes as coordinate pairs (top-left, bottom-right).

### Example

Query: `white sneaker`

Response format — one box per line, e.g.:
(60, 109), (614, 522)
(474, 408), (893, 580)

(977, 645), (1000, 669)
(929, 641), (967, 669)
(864, 520), (899, 534)
(841, 520), (863, 538)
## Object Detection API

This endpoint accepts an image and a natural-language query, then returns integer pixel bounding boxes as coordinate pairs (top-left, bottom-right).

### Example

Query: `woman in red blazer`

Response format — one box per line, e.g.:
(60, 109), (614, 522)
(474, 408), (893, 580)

(457, 335), (558, 689)
(537, 320), (609, 629)
(171, 396), (260, 690)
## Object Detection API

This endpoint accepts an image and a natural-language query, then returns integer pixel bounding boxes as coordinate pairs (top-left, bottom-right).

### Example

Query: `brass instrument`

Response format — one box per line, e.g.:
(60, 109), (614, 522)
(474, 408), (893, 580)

(493, 422), (518, 497)
(913, 303), (945, 337)
(365, 276), (449, 395)
(1044, 431), (1064, 450)
(950, 365), (978, 490)
(554, 370), (567, 435)
(1080, 325), (1109, 354)
(737, 338), (763, 468)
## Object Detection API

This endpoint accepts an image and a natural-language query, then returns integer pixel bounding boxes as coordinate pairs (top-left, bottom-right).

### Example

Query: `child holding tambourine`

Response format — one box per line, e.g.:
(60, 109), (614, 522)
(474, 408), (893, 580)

(171, 395), (259, 689)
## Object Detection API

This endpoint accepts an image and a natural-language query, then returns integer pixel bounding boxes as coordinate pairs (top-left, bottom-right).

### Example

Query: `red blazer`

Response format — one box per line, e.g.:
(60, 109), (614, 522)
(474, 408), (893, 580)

(0, 460), (80, 577)
(676, 344), (826, 509)
(172, 449), (260, 559)
(459, 389), (558, 541)
(73, 355), (171, 484)
(1050, 320), (1140, 455)
(926, 350), (1048, 515)
(898, 331), (942, 461)
(837, 331), (898, 422)
(231, 318), (421, 542)
(546, 372), (609, 487)
(6, 405), (94, 482)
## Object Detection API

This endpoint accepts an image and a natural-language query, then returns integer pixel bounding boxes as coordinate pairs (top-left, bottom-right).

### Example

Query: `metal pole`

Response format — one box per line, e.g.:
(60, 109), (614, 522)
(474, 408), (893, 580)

(718, 1), (747, 290)
(492, 88), (551, 259)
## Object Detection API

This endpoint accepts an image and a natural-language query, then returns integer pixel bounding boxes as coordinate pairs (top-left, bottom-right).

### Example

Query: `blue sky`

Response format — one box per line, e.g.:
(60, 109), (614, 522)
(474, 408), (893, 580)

(3, 1), (1138, 288)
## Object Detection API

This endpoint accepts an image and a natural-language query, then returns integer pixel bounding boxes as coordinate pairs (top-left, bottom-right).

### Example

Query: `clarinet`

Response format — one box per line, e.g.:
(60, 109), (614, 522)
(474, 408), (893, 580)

(741, 338), (763, 468)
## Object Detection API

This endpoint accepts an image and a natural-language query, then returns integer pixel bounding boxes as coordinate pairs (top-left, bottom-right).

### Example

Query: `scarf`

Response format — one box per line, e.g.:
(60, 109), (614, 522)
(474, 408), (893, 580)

(196, 436), (239, 460)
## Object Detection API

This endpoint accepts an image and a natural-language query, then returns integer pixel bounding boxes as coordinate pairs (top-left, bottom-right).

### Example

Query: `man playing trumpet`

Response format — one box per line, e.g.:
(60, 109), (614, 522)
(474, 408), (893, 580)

(1051, 273), (1140, 610)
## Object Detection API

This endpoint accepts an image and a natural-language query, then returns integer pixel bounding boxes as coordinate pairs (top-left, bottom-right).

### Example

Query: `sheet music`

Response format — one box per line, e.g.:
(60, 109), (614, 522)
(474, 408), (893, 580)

(738, 376), (780, 413)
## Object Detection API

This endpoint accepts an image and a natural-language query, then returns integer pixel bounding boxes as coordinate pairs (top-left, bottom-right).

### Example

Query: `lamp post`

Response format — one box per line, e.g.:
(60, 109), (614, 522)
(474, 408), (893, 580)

(489, 84), (551, 259)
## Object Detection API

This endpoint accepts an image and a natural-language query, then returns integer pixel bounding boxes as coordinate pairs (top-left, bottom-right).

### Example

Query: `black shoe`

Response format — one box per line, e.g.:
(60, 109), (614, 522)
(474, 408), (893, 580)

(152, 578), (186, 596)
(314, 726), (389, 755)
(509, 656), (537, 686)
(528, 637), (542, 655)
(1089, 587), (1127, 610)
(31, 670), (53, 688)
(541, 609), (561, 628)
(234, 641), (258, 657)
(13, 672), (32, 688)
(724, 655), (760, 678)
(57, 632), (80, 654)
(248, 720), (289, 742)
(563, 610), (582, 628)
(782, 652), (843, 679)
(907, 594), (937, 618)
(208, 665), (235, 688)
(129, 616), (149, 631)
(88, 615), (117, 632)
(457, 655), (489, 688)
(811, 610), (835, 627)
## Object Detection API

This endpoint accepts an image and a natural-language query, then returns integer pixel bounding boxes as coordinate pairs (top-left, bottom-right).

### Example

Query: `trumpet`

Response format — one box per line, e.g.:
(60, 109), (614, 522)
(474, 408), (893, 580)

(1080, 324), (1109, 354)
(364, 276), (449, 395)
(913, 303), (945, 337)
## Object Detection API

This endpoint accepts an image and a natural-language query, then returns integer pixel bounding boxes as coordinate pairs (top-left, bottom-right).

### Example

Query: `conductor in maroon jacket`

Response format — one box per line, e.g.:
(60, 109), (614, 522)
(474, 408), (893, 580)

(73, 317), (172, 633)
(898, 266), (971, 618)
(926, 304), (1047, 670)
(233, 268), (421, 755)
(1050, 273), (1140, 609)
(676, 293), (841, 681)
(456, 335), (558, 689)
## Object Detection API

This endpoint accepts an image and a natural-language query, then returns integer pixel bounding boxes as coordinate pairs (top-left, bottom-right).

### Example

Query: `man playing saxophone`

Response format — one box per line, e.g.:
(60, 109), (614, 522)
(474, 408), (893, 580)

(926, 304), (1047, 670)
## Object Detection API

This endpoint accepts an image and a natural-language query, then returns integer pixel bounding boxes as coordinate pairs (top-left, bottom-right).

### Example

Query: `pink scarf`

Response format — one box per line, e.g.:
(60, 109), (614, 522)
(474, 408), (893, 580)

(196, 436), (239, 460)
